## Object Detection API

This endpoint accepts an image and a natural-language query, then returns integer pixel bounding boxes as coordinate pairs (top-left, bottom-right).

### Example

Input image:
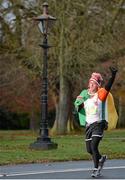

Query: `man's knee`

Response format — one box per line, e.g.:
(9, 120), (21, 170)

(91, 137), (101, 153)
(91, 145), (98, 153)
(86, 140), (93, 154)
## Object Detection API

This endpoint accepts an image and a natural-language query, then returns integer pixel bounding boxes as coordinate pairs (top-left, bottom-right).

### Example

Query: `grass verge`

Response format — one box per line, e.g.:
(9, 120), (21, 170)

(0, 129), (125, 165)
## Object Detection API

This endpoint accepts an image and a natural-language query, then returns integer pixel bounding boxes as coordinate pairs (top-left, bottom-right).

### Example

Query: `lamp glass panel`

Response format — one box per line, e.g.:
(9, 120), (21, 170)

(38, 20), (48, 34)
(38, 21), (44, 33)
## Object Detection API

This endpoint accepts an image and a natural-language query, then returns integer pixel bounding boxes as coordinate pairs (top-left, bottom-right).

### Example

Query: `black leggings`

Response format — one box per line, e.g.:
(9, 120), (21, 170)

(86, 136), (102, 168)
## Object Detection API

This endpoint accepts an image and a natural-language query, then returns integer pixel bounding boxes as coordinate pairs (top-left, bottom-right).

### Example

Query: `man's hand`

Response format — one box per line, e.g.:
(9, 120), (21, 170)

(109, 66), (118, 75)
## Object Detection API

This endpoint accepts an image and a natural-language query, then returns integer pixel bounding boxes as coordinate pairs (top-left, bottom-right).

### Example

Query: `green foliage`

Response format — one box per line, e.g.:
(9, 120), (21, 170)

(0, 107), (30, 130)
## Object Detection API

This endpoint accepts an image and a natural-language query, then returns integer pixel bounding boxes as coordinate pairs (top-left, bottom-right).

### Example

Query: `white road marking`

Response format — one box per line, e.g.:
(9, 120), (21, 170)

(1, 166), (125, 177)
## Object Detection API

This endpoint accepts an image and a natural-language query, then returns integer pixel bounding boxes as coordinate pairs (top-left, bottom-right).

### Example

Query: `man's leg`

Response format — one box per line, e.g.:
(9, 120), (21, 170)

(86, 139), (92, 155)
(91, 136), (102, 169)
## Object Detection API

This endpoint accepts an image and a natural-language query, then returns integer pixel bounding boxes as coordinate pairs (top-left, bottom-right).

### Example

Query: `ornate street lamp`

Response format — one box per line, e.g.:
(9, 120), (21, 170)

(30, 2), (58, 150)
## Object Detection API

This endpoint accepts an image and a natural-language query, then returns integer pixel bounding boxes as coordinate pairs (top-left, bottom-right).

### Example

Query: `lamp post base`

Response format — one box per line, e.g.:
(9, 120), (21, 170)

(29, 137), (58, 150)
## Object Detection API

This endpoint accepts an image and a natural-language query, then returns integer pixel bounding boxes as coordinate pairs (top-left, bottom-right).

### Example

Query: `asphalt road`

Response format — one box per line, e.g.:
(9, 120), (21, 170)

(0, 159), (125, 179)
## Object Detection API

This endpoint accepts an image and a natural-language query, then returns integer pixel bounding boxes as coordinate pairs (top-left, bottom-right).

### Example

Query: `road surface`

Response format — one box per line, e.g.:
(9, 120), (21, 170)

(0, 159), (125, 179)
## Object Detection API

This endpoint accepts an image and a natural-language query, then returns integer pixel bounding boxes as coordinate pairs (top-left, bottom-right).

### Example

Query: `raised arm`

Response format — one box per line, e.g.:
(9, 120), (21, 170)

(105, 67), (118, 91)
(98, 67), (118, 101)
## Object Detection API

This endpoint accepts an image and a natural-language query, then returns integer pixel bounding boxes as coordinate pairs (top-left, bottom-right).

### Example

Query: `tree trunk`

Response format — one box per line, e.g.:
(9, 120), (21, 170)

(50, 79), (70, 135)
(57, 77), (70, 134)
(51, 81), (74, 135)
